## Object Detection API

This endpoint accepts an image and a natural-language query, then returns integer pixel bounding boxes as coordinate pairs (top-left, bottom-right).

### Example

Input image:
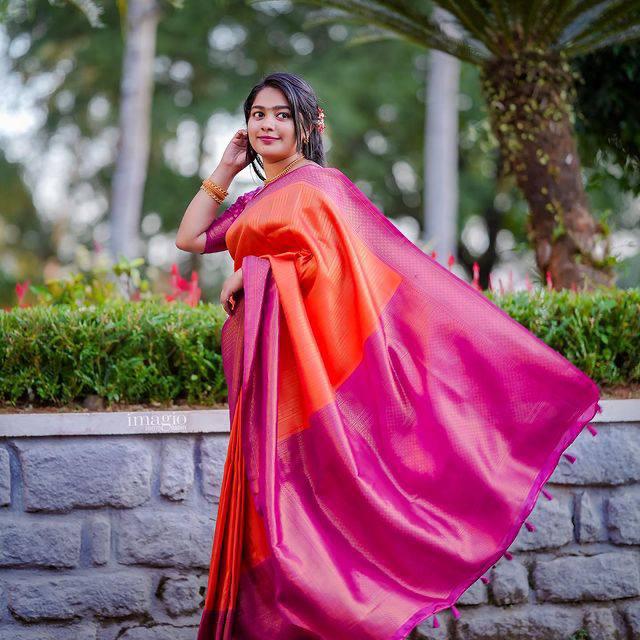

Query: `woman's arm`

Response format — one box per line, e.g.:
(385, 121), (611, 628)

(175, 162), (238, 254)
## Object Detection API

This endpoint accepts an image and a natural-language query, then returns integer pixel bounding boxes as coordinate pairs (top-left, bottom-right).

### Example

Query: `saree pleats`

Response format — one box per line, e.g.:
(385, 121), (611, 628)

(197, 164), (601, 640)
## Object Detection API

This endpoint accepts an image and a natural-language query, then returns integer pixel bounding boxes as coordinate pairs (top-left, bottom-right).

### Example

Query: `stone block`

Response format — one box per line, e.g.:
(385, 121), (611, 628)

(160, 437), (195, 501)
(0, 448), (10, 506)
(199, 435), (229, 502)
(0, 520), (80, 568)
(575, 490), (607, 543)
(457, 579), (488, 606)
(159, 575), (201, 616)
(14, 441), (152, 511)
(608, 488), (640, 544)
(491, 559), (529, 605)
(8, 572), (151, 621)
(454, 604), (582, 639)
(534, 552), (640, 602)
(511, 490), (573, 551)
(116, 510), (213, 568)
(583, 607), (624, 640)
(549, 426), (640, 485)
(86, 516), (110, 565)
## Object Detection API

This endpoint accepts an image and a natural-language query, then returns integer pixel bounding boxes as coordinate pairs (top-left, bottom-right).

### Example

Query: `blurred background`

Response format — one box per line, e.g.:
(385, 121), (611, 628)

(1, 0), (639, 308)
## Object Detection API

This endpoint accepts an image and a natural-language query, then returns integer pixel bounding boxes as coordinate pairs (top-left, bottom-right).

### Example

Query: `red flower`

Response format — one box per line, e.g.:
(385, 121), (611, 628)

(472, 262), (481, 290)
(15, 280), (30, 307)
(167, 264), (201, 307)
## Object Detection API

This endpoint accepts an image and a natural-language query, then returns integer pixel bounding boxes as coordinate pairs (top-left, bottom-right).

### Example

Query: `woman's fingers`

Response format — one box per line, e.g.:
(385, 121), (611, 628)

(220, 292), (235, 315)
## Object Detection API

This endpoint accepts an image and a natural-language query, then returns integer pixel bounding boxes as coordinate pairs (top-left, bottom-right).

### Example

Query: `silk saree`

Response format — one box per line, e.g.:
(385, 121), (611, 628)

(196, 163), (601, 640)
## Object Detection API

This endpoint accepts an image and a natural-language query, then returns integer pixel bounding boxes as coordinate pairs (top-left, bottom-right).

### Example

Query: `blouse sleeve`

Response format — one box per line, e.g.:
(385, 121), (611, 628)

(200, 186), (262, 254)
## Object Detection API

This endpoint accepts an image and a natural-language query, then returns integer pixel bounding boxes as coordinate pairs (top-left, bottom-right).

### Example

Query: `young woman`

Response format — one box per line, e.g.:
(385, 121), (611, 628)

(176, 72), (601, 640)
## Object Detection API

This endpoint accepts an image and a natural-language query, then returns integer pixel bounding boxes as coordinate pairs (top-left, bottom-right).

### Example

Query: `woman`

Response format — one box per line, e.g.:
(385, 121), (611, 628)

(176, 72), (601, 640)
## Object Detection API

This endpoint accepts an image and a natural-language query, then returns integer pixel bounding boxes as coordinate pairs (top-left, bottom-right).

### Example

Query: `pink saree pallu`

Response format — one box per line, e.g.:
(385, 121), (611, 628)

(196, 164), (601, 640)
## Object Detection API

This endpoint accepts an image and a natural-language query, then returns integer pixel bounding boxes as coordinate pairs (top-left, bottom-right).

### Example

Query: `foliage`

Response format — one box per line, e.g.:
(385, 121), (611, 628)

(574, 42), (640, 195)
(286, 0), (640, 287)
(289, 1), (640, 64)
(2, 285), (638, 408)
(0, 298), (228, 406)
(24, 257), (148, 307)
(485, 286), (640, 385)
(9, 256), (201, 309)
(1, 0), (436, 302)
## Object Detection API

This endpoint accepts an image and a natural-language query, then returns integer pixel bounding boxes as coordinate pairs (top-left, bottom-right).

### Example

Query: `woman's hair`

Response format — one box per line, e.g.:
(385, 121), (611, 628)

(243, 72), (326, 181)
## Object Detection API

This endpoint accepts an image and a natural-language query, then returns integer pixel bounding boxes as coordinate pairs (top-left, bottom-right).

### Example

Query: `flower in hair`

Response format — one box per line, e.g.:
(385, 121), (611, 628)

(316, 106), (325, 134)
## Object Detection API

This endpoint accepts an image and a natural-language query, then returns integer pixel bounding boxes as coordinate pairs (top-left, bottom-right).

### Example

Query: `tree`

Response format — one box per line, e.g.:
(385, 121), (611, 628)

(2, 0), (439, 301)
(423, 8), (460, 262)
(110, 0), (162, 262)
(287, 0), (640, 290)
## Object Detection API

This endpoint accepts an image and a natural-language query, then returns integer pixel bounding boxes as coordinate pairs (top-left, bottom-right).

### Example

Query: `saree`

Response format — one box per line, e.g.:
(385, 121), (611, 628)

(197, 163), (601, 640)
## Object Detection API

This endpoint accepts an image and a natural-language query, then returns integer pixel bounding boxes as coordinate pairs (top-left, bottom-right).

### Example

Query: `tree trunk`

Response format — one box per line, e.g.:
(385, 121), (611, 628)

(482, 52), (615, 291)
(423, 48), (460, 261)
(423, 8), (461, 262)
(110, 0), (161, 262)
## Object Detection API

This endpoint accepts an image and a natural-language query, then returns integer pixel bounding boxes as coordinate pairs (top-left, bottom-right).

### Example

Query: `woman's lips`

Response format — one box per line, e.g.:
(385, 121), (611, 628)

(258, 136), (279, 144)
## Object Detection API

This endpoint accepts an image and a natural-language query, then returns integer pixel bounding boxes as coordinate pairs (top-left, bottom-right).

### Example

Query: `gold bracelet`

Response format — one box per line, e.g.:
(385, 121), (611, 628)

(203, 177), (229, 196)
(201, 183), (226, 203)
(200, 184), (224, 204)
(201, 178), (228, 202)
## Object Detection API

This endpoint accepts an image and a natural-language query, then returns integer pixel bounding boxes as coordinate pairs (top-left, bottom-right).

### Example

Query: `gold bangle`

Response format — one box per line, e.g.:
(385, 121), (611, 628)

(202, 178), (228, 201)
(200, 184), (224, 204)
(203, 177), (229, 196)
(201, 181), (226, 201)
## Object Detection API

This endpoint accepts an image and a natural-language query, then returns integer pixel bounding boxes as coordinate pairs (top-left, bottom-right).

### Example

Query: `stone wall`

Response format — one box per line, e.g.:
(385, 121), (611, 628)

(1, 402), (639, 640)
(0, 431), (228, 640)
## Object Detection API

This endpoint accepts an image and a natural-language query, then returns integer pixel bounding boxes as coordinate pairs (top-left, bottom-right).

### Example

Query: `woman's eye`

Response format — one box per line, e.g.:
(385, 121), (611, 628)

(253, 112), (289, 118)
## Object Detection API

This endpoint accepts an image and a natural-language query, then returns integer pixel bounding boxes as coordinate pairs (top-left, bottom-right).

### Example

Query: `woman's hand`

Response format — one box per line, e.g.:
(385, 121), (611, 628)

(220, 267), (243, 315)
(219, 129), (251, 174)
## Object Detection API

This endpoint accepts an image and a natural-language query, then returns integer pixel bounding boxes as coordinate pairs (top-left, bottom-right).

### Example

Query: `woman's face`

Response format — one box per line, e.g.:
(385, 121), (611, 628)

(248, 86), (304, 162)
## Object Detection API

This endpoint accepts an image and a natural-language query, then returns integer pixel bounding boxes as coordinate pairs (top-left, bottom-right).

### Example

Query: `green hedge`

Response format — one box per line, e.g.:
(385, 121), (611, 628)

(1, 288), (638, 408)
(0, 299), (228, 407)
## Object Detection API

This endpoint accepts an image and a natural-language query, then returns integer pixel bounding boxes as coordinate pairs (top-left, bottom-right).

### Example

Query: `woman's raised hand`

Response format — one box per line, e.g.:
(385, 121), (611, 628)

(219, 129), (251, 174)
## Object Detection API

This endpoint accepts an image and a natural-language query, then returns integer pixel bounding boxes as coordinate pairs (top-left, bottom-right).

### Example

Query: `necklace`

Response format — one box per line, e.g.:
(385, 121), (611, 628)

(262, 156), (308, 186)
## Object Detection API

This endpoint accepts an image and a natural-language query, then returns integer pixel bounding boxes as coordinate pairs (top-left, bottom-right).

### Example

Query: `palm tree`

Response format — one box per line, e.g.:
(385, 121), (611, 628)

(289, 0), (640, 290)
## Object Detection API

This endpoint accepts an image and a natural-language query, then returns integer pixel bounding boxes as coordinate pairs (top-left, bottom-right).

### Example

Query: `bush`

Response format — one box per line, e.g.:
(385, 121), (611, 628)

(0, 298), (227, 407)
(1, 286), (638, 409)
